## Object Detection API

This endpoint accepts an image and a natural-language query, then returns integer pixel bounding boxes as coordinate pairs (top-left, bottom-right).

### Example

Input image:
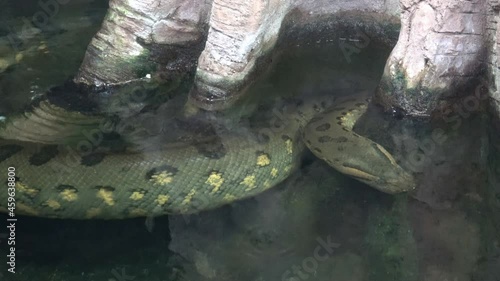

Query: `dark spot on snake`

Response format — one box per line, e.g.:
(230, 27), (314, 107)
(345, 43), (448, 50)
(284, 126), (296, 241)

(208, 169), (221, 176)
(319, 136), (348, 143)
(334, 158), (341, 162)
(315, 123), (331, 132)
(44, 80), (99, 114)
(0, 144), (23, 163)
(309, 116), (324, 123)
(145, 165), (179, 180)
(81, 152), (106, 166)
(195, 139), (227, 159)
(337, 146), (345, 152)
(29, 145), (59, 166)
(336, 136), (349, 143)
(313, 147), (322, 153)
(318, 136), (334, 143)
(341, 112), (347, 116)
(320, 101), (328, 108)
(94, 186), (115, 192)
(325, 107), (346, 113)
(342, 128), (350, 133)
(257, 132), (270, 144)
(56, 184), (78, 192)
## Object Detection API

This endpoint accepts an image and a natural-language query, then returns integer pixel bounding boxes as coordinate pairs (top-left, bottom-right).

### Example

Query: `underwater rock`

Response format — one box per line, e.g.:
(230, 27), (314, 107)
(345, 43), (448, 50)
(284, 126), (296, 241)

(168, 161), (344, 280)
(74, 0), (212, 86)
(376, 0), (489, 117)
(72, 0), (500, 121)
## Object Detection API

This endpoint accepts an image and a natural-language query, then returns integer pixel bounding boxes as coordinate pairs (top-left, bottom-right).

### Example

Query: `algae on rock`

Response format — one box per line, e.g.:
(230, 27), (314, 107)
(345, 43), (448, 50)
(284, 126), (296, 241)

(364, 195), (418, 281)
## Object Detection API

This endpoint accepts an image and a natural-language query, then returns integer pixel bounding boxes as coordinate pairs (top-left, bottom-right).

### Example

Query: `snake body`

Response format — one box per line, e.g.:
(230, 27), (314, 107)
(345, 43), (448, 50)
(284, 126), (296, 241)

(0, 91), (415, 219)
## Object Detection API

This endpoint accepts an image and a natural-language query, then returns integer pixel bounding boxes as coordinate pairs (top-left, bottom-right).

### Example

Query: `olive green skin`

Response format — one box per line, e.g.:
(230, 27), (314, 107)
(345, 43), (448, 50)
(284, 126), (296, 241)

(0, 93), (415, 219)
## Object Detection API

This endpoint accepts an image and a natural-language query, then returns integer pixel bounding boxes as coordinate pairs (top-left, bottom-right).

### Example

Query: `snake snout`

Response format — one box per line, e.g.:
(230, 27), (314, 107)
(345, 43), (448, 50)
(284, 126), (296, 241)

(382, 167), (417, 194)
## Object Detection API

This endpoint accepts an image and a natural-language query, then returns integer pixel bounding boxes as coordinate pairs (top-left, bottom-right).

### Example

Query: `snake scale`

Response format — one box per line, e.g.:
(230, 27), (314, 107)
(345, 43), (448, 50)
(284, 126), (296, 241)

(0, 90), (416, 219)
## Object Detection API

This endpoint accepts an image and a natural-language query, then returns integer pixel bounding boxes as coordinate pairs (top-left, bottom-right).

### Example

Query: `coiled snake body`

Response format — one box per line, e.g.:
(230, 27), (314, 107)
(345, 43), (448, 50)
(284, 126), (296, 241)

(0, 91), (415, 219)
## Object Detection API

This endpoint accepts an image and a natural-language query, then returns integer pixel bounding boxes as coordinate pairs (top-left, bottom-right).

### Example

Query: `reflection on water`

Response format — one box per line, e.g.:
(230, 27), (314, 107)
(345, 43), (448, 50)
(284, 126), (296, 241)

(0, 1), (499, 281)
(0, 0), (106, 114)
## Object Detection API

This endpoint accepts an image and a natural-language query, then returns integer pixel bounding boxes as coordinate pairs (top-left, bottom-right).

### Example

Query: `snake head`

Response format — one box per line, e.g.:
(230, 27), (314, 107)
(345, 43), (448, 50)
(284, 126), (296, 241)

(354, 143), (417, 194)
(335, 141), (417, 194)
(345, 162), (416, 194)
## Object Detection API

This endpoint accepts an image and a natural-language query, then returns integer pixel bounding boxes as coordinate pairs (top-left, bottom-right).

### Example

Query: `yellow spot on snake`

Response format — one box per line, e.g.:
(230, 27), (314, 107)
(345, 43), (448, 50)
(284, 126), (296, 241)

(130, 191), (145, 201)
(15, 52), (23, 62)
(284, 165), (292, 173)
(256, 153), (271, 167)
(129, 208), (147, 217)
(223, 193), (236, 202)
(97, 189), (115, 206)
(60, 189), (78, 202)
(17, 203), (38, 216)
(285, 139), (293, 155)
(241, 175), (256, 191)
(340, 114), (355, 129)
(155, 194), (170, 206)
(271, 168), (278, 178)
(206, 172), (224, 194)
(17, 182), (38, 197)
(263, 180), (272, 188)
(86, 208), (101, 219)
(182, 189), (197, 205)
(45, 199), (61, 210)
(150, 171), (174, 186)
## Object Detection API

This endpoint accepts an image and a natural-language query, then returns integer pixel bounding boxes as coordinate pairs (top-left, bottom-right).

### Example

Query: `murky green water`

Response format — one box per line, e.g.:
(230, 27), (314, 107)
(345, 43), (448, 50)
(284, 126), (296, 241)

(0, 1), (499, 281)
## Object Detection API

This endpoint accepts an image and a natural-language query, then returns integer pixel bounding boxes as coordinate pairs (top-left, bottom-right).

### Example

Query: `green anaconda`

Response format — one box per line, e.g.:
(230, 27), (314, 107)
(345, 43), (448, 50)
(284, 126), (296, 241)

(0, 92), (416, 219)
